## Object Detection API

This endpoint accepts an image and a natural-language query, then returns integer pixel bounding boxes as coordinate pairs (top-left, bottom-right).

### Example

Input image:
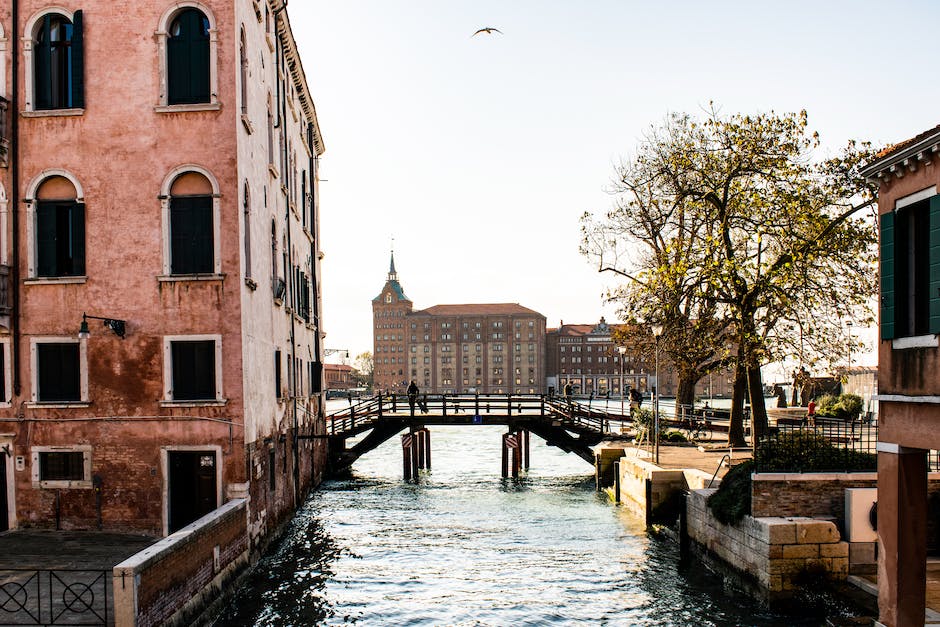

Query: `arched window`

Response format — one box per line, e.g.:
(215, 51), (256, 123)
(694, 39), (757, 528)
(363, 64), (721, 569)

(168, 171), (213, 274)
(239, 28), (248, 115)
(167, 9), (210, 105)
(33, 11), (84, 110)
(34, 176), (84, 277)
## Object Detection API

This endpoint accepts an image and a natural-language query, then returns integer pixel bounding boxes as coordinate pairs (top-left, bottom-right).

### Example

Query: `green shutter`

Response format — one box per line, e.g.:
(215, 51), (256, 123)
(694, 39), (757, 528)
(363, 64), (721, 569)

(71, 10), (85, 109)
(881, 211), (896, 340)
(929, 196), (940, 334)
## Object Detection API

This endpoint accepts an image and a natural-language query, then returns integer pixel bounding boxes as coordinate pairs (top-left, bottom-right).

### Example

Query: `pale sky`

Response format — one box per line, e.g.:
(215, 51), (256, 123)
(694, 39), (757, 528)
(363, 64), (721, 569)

(287, 1), (940, 366)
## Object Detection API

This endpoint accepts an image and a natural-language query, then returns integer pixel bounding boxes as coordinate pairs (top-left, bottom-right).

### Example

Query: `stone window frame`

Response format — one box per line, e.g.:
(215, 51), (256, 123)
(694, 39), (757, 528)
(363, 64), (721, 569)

(31, 444), (92, 489)
(22, 8), (81, 116)
(154, 2), (220, 113)
(28, 336), (89, 407)
(23, 169), (85, 283)
(158, 164), (222, 279)
(161, 334), (225, 406)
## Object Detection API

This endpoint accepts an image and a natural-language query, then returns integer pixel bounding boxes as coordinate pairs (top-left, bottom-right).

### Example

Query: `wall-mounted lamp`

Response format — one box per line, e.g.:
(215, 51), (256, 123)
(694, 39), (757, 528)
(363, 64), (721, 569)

(79, 312), (126, 340)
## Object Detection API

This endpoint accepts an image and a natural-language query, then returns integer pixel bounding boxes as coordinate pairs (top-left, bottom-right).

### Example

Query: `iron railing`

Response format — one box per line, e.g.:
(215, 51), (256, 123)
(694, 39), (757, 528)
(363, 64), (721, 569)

(0, 569), (110, 625)
(754, 418), (879, 473)
(327, 393), (616, 437)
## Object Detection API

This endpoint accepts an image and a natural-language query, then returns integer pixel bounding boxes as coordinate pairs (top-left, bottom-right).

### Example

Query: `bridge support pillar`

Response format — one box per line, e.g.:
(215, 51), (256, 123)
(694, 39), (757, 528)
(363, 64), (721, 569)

(502, 432), (522, 479)
(402, 433), (419, 481)
(521, 429), (530, 470)
(414, 428), (431, 470)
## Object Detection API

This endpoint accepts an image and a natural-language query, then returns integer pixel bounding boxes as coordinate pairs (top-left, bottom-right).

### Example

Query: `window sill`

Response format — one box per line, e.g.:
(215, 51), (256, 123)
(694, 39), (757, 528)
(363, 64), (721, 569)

(268, 164), (279, 179)
(154, 103), (222, 113)
(158, 273), (225, 282)
(245, 277), (258, 291)
(22, 108), (84, 118)
(25, 276), (87, 285)
(160, 399), (228, 408)
(273, 297), (284, 307)
(34, 480), (91, 489)
(892, 335), (938, 350)
(240, 113), (253, 134)
(26, 401), (91, 409)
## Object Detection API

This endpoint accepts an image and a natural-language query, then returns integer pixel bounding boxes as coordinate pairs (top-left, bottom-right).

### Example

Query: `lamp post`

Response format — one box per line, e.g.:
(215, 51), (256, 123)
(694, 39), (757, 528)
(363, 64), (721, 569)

(617, 346), (627, 429)
(847, 321), (853, 369)
(651, 324), (663, 464)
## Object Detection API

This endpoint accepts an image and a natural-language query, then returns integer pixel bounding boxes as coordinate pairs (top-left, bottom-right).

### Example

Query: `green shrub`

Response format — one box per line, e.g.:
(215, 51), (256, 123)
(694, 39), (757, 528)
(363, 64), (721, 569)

(815, 393), (864, 421)
(707, 460), (754, 525)
(661, 430), (688, 443)
(632, 407), (653, 430)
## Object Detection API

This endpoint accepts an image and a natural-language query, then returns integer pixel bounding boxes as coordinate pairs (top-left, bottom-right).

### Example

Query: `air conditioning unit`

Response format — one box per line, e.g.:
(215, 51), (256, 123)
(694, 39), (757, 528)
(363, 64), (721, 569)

(845, 487), (877, 542)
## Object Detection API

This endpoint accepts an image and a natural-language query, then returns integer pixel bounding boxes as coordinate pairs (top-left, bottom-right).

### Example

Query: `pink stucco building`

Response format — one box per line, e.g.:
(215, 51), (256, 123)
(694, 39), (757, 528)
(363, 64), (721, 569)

(0, 0), (326, 546)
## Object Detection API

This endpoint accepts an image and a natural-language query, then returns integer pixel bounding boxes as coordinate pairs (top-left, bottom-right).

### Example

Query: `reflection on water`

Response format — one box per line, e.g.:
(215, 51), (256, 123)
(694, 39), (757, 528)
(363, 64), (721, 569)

(217, 425), (865, 626)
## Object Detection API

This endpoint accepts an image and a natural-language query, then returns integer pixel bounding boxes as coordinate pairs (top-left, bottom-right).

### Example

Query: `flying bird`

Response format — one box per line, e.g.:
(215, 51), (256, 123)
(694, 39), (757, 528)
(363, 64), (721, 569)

(471, 27), (502, 37)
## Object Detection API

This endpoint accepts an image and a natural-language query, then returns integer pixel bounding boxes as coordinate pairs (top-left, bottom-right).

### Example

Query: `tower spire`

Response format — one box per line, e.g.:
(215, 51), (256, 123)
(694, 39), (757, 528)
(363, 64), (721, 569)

(388, 239), (398, 281)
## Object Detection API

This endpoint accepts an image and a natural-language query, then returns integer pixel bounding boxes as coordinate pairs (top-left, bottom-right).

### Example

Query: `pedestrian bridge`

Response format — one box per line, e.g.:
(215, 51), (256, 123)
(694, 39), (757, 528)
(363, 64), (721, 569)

(325, 393), (636, 477)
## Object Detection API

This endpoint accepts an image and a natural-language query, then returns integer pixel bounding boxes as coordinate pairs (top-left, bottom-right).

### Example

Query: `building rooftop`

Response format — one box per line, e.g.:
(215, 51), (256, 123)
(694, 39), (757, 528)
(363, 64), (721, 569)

(412, 303), (544, 317)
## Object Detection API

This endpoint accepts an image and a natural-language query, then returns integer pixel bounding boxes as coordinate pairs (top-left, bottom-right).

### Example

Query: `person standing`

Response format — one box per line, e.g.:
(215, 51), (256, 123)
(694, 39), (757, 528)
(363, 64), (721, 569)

(407, 380), (419, 415)
(563, 382), (573, 400)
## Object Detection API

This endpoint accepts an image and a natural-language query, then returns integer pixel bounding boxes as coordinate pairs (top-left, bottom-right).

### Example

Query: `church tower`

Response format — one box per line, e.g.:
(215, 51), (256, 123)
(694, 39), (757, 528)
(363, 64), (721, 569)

(372, 251), (413, 392)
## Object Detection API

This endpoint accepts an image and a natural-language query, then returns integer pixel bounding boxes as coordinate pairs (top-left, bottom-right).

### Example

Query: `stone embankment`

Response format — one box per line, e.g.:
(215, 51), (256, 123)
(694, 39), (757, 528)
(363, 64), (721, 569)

(687, 489), (848, 594)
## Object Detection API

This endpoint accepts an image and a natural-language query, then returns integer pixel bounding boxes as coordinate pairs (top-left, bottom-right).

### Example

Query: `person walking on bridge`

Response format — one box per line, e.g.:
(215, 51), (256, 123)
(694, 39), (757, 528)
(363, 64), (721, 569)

(407, 380), (419, 415)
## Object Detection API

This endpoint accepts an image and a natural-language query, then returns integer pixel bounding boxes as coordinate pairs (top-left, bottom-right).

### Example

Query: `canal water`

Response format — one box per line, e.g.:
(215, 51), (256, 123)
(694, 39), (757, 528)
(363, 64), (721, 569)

(216, 423), (865, 626)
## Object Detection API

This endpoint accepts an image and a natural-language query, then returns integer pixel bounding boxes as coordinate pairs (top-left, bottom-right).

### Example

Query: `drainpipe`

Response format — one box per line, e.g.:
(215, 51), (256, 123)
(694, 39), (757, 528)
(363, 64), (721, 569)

(11, 0), (20, 395)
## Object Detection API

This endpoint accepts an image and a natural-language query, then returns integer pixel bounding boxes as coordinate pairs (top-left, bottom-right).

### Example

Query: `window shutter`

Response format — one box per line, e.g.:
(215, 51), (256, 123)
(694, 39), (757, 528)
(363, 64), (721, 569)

(34, 16), (52, 110)
(193, 197), (213, 273)
(929, 196), (940, 334)
(38, 343), (79, 402)
(70, 203), (85, 276)
(36, 202), (57, 277)
(71, 10), (85, 109)
(191, 15), (210, 103)
(170, 198), (191, 273)
(881, 211), (896, 340)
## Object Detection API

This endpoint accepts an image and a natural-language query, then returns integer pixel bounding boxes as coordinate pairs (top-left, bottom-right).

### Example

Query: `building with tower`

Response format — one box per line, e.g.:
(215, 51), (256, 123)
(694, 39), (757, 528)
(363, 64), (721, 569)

(372, 254), (546, 394)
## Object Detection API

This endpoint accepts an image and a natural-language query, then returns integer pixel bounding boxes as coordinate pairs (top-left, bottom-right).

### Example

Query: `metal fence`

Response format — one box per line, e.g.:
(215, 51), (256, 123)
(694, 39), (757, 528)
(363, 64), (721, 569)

(754, 418), (878, 473)
(0, 569), (110, 626)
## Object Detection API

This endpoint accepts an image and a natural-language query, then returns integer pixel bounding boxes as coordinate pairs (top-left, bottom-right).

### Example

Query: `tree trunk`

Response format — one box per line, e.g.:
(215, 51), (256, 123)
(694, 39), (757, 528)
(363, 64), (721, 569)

(728, 360), (747, 448)
(675, 376), (697, 415)
(747, 364), (768, 446)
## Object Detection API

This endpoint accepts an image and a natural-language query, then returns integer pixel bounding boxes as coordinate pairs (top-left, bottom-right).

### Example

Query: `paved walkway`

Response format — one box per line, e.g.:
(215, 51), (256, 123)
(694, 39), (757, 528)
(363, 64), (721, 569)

(0, 530), (155, 626)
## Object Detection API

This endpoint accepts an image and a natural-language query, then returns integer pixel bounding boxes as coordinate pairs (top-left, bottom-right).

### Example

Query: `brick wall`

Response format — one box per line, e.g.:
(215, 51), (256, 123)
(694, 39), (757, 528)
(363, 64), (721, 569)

(113, 499), (248, 627)
(752, 472), (940, 549)
(687, 489), (848, 595)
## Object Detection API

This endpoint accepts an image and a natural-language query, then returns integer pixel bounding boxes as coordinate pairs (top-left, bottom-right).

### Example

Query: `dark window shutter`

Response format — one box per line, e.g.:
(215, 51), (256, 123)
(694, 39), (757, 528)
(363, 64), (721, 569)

(34, 16), (52, 110)
(36, 201), (57, 277)
(275, 350), (282, 398)
(170, 196), (212, 274)
(168, 10), (210, 105)
(70, 10), (84, 108)
(38, 343), (80, 402)
(172, 341), (215, 400)
(0, 345), (7, 403)
(70, 202), (85, 276)
(929, 196), (940, 334)
(881, 211), (896, 340)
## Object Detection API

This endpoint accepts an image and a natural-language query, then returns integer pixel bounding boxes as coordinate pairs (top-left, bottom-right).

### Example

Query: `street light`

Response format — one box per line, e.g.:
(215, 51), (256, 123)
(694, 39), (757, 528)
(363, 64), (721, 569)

(650, 323), (664, 464)
(617, 346), (627, 430)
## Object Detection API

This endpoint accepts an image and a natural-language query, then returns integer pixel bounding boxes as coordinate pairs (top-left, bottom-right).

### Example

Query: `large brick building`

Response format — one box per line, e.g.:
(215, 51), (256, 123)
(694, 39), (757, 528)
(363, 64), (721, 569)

(0, 0), (326, 545)
(545, 318), (734, 399)
(372, 255), (546, 394)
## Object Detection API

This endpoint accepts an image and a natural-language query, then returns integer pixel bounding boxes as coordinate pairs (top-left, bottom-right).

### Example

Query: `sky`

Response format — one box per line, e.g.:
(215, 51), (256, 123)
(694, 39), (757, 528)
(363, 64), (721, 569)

(286, 1), (940, 367)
